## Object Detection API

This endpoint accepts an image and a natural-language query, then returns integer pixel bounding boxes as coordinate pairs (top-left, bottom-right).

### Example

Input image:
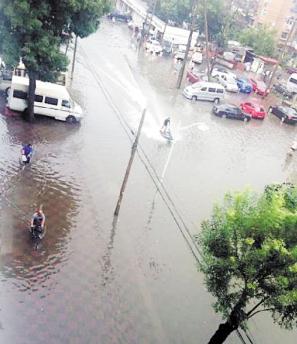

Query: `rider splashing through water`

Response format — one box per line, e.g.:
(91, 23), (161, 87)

(30, 206), (45, 238)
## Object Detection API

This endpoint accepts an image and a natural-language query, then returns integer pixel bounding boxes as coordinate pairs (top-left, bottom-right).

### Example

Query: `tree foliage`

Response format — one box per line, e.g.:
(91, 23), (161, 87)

(153, 0), (191, 25)
(199, 184), (297, 343)
(0, 0), (109, 120)
(237, 25), (277, 56)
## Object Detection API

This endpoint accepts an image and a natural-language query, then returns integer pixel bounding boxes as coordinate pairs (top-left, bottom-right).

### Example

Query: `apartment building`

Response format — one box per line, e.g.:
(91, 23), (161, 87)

(255, 0), (297, 44)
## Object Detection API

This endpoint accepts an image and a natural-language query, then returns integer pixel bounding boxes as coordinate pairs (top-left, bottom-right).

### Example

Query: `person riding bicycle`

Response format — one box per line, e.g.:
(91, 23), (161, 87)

(160, 117), (171, 134)
(30, 208), (45, 233)
(22, 144), (33, 163)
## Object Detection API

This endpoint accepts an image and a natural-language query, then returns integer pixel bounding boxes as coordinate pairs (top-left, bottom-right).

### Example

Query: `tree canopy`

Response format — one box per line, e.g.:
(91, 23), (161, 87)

(237, 25), (277, 56)
(199, 184), (297, 343)
(152, 0), (191, 25)
(0, 0), (109, 120)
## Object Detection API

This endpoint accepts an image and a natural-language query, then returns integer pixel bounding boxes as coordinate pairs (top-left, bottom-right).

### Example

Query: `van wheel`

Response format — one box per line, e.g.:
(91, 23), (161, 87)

(192, 95), (197, 101)
(214, 98), (220, 104)
(5, 87), (10, 97)
(66, 115), (76, 123)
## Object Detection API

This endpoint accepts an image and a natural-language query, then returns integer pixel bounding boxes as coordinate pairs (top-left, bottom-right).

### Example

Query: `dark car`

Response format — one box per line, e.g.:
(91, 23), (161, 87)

(269, 105), (297, 124)
(272, 83), (293, 99)
(212, 104), (251, 121)
(107, 12), (132, 23)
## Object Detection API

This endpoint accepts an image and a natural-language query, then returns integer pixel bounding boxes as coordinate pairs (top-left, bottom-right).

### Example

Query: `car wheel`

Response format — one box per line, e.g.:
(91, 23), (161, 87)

(243, 117), (248, 122)
(281, 116), (285, 123)
(191, 95), (197, 101)
(66, 115), (77, 124)
(222, 114), (227, 119)
(214, 98), (220, 104)
(268, 107), (272, 113)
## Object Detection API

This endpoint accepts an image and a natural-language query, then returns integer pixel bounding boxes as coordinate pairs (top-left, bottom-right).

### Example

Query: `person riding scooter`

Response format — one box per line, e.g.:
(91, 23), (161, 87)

(21, 144), (33, 164)
(30, 207), (45, 238)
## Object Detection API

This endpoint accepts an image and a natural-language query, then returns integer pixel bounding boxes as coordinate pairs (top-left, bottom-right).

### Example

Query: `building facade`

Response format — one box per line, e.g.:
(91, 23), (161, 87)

(255, 0), (297, 44)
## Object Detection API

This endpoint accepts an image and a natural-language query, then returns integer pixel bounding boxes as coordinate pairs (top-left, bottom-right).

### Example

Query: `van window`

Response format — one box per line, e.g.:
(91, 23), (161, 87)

(201, 87), (207, 91)
(216, 89), (224, 94)
(45, 97), (58, 106)
(208, 88), (216, 93)
(35, 95), (43, 102)
(13, 90), (27, 99)
(289, 77), (297, 85)
(62, 100), (71, 108)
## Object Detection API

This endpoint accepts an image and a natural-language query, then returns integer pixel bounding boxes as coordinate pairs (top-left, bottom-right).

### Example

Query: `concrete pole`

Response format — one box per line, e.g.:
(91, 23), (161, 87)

(176, 0), (197, 89)
(266, 62), (279, 94)
(204, 0), (210, 81)
(282, 19), (297, 61)
(70, 35), (78, 81)
(114, 108), (147, 217)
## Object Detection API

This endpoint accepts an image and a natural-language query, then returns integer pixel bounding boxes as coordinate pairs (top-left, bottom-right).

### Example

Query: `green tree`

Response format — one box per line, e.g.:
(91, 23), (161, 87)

(198, 184), (297, 344)
(237, 26), (277, 56)
(0, 0), (109, 121)
(153, 0), (191, 25)
(196, 0), (244, 48)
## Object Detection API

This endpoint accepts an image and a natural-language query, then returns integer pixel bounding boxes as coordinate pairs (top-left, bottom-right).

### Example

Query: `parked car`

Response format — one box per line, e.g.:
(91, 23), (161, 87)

(240, 101), (266, 119)
(236, 77), (253, 94)
(107, 12), (132, 23)
(175, 45), (187, 61)
(269, 105), (297, 124)
(214, 74), (239, 92)
(186, 69), (208, 83)
(211, 67), (237, 81)
(250, 78), (269, 96)
(213, 104), (251, 121)
(272, 83), (293, 99)
(145, 39), (163, 55)
(191, 52), (203, 64)
(183, 81), (225, 103)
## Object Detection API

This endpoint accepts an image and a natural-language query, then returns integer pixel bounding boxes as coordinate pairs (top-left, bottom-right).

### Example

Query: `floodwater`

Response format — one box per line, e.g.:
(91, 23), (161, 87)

(0, 20), (297, 343)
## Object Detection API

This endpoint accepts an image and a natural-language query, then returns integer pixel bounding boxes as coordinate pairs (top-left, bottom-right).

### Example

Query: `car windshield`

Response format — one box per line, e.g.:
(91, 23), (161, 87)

(286, 108), (297, 116)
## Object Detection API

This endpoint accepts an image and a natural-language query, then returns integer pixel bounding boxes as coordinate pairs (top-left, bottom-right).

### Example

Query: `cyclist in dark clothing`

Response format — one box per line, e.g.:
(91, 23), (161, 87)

(30, 208), (45, 232)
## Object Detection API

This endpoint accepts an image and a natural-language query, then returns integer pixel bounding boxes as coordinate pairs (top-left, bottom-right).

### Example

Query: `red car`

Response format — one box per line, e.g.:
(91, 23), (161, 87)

(240, 101), (266, 119)
(186, 69), (207, 83)
(250, 78), (269, 97)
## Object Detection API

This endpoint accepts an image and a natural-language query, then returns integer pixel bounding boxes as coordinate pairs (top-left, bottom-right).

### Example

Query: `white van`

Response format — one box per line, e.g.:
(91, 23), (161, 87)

(183, 81), (225, 103)
(287, 73), (297, 93)
(8, 76), (83, 123)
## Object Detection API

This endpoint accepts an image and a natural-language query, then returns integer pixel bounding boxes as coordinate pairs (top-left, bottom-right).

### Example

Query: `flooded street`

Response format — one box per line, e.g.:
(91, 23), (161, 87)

(1, 20), (297, 343)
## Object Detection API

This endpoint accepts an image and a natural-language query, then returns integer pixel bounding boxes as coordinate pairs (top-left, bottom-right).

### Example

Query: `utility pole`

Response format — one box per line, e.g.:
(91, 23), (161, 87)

(282, 18), (297, 61)
(204, 0), (210, 81)
(176, 0), (197, 89)
(265, 62), (279, 94)
(147, 0), (158, 38)
(70, 35), (78, 81)
(114, 108), (147, 217)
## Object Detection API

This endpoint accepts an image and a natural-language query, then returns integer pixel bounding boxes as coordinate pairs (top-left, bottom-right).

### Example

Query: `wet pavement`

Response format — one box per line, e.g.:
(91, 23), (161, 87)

(1, 20), (297, 343)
